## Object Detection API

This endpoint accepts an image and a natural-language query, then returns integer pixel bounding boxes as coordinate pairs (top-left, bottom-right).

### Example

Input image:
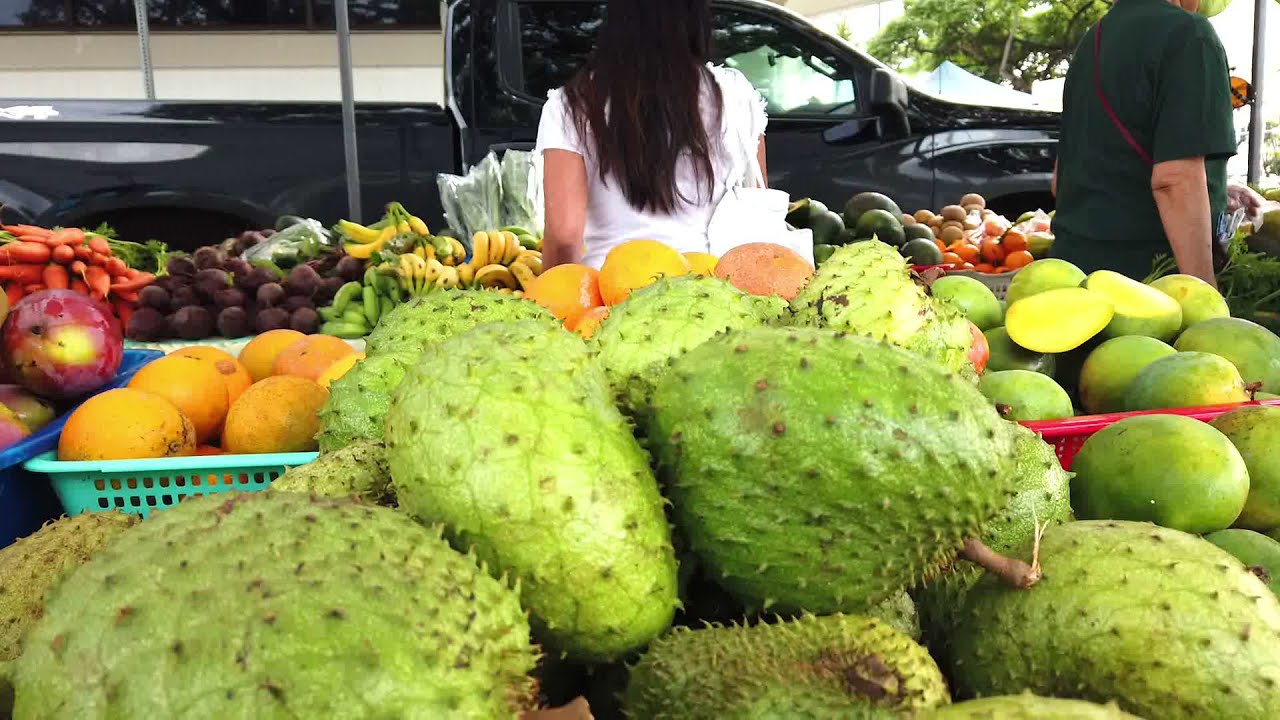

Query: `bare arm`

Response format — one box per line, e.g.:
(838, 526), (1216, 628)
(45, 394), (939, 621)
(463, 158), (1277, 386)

(542, 149), (589, 269)
(1152, 157), (1216, 288)
(756, 135), (769, 188)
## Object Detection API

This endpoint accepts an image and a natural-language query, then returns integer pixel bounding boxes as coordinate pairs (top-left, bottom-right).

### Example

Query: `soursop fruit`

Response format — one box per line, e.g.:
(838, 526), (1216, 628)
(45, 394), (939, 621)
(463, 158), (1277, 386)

(790, 240), (975, 377)
(923, 693), (1142, 719)
(316, 353), (413, 451)
(10, 492), (537, 719)
(365, 290), (557, 358)
(271, 439), (393, 504)
(593, 276), (786, 414)
(385, 321), (678, 661)
(649, 326), (1020, 614)
(946, 520), (1280, 719)
(623, 614), (951, 719)
(0, 512), (139, 661)
(918, 423), (1073, 655)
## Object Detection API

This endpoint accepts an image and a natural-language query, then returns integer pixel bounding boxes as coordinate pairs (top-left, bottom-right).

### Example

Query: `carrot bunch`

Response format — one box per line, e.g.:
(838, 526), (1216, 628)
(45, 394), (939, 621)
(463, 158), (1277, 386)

(0, 224), (156, 327)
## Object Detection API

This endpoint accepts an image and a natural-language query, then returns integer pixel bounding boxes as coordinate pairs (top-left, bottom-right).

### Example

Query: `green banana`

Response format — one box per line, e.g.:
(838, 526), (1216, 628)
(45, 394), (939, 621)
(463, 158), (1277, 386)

(362, 285), (380, 327)
(318, 305), (340, 322)
(341, 308), (370, 326)
(320, 321), (369, 339)
(379, 294), (396, 318)
(331, 282), (363, 315)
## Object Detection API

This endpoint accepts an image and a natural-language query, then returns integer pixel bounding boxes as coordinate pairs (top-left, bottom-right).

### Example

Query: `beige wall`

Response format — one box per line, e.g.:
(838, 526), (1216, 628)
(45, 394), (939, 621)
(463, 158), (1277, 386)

(0, 31), (445, 103)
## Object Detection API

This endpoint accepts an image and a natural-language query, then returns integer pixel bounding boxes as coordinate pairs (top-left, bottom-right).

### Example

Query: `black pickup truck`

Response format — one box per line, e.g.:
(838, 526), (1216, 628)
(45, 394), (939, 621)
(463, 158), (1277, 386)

(0, 0), (1059, 251)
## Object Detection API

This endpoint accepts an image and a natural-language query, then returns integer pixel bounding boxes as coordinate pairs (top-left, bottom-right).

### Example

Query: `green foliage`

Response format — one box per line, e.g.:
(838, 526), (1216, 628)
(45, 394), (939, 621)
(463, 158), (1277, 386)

(867, 0), (1108, 92)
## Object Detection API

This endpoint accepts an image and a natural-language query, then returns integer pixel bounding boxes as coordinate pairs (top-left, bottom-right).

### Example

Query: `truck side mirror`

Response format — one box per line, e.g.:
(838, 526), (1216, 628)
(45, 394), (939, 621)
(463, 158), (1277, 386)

(869, 68), (911, 139)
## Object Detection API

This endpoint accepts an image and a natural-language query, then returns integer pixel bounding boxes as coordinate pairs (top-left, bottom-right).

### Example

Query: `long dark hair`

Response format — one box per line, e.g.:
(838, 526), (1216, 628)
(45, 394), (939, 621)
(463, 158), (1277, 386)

(562, 0), (722, 214)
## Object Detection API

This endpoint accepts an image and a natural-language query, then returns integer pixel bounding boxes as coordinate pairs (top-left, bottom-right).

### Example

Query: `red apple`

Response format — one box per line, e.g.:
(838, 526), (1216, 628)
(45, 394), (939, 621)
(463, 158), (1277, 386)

(0, 402), (31, 451)
(3, 290), (123, 400)
(0, 384), (56, 431)
(967, 320), (989, 375)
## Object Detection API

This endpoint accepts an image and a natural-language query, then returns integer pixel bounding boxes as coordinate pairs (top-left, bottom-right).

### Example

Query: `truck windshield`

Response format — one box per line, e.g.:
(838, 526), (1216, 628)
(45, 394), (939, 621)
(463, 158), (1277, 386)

(514, 1), (859, 118)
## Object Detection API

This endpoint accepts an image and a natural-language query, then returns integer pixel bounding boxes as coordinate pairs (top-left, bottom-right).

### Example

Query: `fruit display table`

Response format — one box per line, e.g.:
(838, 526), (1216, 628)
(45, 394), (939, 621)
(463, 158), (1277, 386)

(125, 336), (365, 357)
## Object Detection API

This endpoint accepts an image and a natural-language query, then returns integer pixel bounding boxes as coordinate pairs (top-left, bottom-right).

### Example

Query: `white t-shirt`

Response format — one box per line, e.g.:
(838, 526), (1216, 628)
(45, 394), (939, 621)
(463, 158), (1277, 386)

(535, 65), (768, 269)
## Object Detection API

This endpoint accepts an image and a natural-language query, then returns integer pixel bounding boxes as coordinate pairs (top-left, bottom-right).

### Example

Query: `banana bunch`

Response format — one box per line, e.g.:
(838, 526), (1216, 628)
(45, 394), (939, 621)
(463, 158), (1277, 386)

(501, 225), (543, 252)
(461, 230), (545, 292)
(335, 202), (432, 260)
(317, 266), (403, 339)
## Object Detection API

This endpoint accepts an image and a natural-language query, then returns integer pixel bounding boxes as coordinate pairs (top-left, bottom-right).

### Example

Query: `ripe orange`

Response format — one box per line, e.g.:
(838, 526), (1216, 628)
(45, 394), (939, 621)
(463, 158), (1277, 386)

(598, 240), (691, 305)
(523, 264), (604, 324)
(128, 355), (230, 444)
(272, 335), (356, 381)
(222, 376), (329, 454)
(238, 329), (306, 382)
(940, 252), (963, 267)
(973, 263), (996, 274)
(170, 345), (254, 407)
(1002, 229), (1029, 254)
(954, 244), (980, 263)
(316, 352), (365, 389)
(570, 306), (610, 339)
(59, 388), (196, 461)
(934, 238), (948, 254)
(980, 238), (1006, 264)
(683, 252), (719, 277)
(713, 242), (815, 301)
(1004, 250), (1035, 269)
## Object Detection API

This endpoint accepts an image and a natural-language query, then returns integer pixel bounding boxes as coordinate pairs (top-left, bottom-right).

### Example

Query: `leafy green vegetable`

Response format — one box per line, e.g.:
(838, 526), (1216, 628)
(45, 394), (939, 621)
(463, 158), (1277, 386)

(94, 223), (180, 275)
(1152, 233), (1280, 318)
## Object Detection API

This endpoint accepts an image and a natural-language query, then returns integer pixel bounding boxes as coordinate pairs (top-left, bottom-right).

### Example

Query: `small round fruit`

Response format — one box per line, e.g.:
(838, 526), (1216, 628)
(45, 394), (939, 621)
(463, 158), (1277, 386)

(598, 240), (691, 306)
(238, 329), (305, 382)
(569, 305), (610, 339)
(316, 352), (365, 389)
(169, 345), (254, 408)
(978, 370), (1073, 421)
(59, 388), (196, 461)
(222, 376), (329, 454)
(939, 205), (967, 223)
(913, 209), (936, 225)
(683, 252), (719, 277)
(930, 275), (1003, 330)
(714, 243), (815, 301)
(1071, 413), (1248, 533)
(128, 355), (230, 444)
(960, 193), (986, 209)
(524, 264), (604, 324)
(272, 334), (356, 381)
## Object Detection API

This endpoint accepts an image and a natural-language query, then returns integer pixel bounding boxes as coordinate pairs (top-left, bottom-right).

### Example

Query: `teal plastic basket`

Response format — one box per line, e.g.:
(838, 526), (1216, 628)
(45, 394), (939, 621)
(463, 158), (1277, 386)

(23, 451), (318, 518)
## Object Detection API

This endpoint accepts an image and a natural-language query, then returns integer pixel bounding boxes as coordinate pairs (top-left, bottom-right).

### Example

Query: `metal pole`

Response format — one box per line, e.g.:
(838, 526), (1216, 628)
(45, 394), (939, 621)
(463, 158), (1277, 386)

(1247, 0), (1268, 185)
(133, 0), (155, 100)
(335, 0), (363, 220)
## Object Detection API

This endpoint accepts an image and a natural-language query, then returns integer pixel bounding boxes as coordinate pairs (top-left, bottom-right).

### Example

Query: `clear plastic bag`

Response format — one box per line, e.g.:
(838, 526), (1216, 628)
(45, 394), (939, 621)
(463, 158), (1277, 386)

(241, 218), (333, 269)
(500, 150), (544, 235)
(438, 152), (504, 240)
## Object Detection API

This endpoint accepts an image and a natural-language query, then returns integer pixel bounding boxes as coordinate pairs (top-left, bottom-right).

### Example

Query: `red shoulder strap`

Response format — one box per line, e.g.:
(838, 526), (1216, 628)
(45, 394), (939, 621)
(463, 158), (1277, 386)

(1094, 23), (1154, 167)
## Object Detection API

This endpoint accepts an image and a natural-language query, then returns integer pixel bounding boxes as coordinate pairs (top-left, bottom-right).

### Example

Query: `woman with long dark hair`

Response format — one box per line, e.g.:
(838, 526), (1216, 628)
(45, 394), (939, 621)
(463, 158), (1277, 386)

(536, 0), (768, 269)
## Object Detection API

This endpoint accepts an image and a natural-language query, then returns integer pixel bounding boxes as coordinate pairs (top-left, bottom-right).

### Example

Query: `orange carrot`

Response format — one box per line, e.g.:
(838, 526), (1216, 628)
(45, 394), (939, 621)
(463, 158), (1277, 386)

(23, 284), (45, 294)
(48, 228), (86, 248)
(73, 245), (92, 261)
(2, 225), (50, 238)
(84, 265), (110, 299)
(15, 234), (49, 245)
(109, 272), (155, 293)
(69, 260), (87, 277)
(70, 279), (89, 295)
(0, 242), (51, 265)
(51, 244), (75, 264)
(89, 252), (109, 267)
(42, 264), (69, 290)
(104, 257), (127, 276)
(112, 288), (139, 303)
(0, 265), (46, 284)
(113, 299), (133, 331)
(125, 266), (141, 279)
(87, 235), (109, 255)
(4, 283), (24, 306)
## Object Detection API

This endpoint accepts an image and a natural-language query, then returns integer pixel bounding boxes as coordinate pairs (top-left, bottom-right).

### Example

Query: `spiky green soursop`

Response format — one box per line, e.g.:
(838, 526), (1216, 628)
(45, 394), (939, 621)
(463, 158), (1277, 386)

(316, 353), (413, 451)
(10, 493), (537, 720)
(0, 513), (139, 662)
(365, 290), (557, 358)
(385, 321), (678, 661)
(946, 520), (1280, 719)
(918, 424), (1072, 655)
(623, 614), (950, 719)
(593, 276), (786, 414)
(790, 241), (974, 377)
(923, 693), (1142, 719)
(271, 439), (393, 504)
(649, 327), (1020, 614)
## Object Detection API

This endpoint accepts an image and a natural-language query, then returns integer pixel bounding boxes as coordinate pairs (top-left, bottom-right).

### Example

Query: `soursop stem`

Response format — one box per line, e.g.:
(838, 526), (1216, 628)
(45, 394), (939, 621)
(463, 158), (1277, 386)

(960, 529), (1044, 589)
(520, 697), (594, 720)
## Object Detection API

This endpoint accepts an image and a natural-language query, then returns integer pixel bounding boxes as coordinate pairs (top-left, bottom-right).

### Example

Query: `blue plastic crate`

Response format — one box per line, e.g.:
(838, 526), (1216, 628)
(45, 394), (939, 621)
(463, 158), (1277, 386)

(0, 349), (164, 547)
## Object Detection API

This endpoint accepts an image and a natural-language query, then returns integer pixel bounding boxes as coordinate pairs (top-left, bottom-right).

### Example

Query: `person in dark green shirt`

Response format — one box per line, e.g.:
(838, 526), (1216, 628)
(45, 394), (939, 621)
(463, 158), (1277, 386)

(1052, 0), (1236, 284)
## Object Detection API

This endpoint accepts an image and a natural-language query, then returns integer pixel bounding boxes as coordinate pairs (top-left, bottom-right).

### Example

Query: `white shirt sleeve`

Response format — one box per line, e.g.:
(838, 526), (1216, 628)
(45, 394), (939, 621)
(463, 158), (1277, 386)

(721, 67), (768, 141)
(535, 89), (584, 155)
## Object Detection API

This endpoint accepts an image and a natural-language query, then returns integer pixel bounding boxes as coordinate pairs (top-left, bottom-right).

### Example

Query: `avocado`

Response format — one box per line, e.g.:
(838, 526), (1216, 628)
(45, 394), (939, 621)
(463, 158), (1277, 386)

(813, 244), (837, 265)
(844, 191), (903, 228)
(786, 198), (812, 227)
(808, 210), (845, 246)
(855, 209), (906, 247)
(900, 237), (943, 265)
(903, 224), (936, 244)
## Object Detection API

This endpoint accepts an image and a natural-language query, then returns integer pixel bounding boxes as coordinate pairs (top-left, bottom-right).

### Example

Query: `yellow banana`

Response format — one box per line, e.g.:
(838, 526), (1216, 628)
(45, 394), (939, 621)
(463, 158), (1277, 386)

(513, 290), (524, 299)
(448, 237), (467, 264)
(473, 264), (517, 290)
(514, 253), (543, 275)
(502, 231), (522, 265)
(423, 258), (444, 287)
(487, 231), (507, 266)
(435, 266), (460, 290)
(344, 236), (389, 260)
(442, 252), (455, 267)
(337, 219), (382, 244)
(509, 260), (537, 291)
(399, 253), (427, 294)
(377, 225), (396, 243)
(471, 232), (491, 268)
(396, 220), (411, 235)
(457, 262), (475, 288)
(408, 215), (430, 236)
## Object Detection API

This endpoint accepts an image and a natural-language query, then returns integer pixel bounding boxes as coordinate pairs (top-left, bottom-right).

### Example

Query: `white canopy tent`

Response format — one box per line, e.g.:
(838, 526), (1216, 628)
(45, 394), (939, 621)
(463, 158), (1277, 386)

(915, 61), (1043, 109)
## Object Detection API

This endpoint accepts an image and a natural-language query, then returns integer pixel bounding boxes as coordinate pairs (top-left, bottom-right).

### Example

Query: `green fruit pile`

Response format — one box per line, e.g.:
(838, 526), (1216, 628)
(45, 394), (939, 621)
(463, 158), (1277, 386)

(7, 235), (1280, 720)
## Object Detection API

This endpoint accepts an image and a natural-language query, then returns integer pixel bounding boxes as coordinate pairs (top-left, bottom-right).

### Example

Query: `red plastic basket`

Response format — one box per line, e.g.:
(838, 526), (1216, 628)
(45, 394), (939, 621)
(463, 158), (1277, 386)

(1021, 398), (1280, 470)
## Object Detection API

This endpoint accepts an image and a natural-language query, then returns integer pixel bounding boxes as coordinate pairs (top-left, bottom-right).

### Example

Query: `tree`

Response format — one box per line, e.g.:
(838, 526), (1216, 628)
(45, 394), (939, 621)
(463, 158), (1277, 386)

(867, 0), (1110, 92)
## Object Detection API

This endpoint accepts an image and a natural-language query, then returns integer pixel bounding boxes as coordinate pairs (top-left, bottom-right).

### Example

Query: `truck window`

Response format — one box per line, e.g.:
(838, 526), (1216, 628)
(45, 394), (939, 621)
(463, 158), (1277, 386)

(513, 1), (856, 117)
(1, 1), (437, 29)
